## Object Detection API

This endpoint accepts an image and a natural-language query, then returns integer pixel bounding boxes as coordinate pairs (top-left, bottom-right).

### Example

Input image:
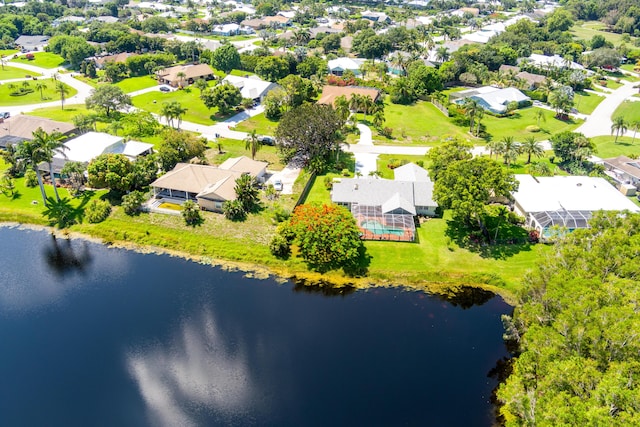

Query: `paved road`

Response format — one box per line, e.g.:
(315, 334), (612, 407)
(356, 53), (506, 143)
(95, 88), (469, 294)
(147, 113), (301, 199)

(576, 80), (639, 137)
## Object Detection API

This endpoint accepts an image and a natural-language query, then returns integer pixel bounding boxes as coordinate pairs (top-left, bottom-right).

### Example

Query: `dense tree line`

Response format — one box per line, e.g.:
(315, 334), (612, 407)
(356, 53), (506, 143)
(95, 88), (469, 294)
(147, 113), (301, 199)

(499, 211), (640, 425)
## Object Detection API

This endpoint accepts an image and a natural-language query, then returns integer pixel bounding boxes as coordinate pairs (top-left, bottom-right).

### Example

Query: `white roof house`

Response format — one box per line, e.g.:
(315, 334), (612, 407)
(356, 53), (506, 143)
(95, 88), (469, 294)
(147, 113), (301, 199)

(328, 57), (366, 76)
(451, 86), (530, 114)
(513, 174), (640, 237)
(525, 53), (586, 71)
(40, 132), (153, 175)
(222, 75), (279, 101)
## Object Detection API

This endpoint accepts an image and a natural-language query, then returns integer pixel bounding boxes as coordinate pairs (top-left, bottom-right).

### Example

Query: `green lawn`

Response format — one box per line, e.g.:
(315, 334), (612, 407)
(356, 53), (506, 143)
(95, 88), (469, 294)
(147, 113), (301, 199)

(303, 171), (545, 294)
(613, 100), (640, 123)
(603, 79), (623, 90)
(132, 85), (227, 125)
(234, 112), (279, 135)
(376, 100), (471, 145)
(574, 91), (605, 115)
(621, 64), (640, 73)
(592, 135), (640, 158)
(0, 80), (77, 107)
(376, 155), (427, 179)
(482, 107), (582, 141)
(73, 75), (99, 88)
(0, 65), (41, 80)
(115, 75), (158, 93)
(570, 21), (636, 46)
(13, 52), (66, 69)
(0, 49), (19, 57)
(27, 104), (93, 122)
(205, 137), (285, 170)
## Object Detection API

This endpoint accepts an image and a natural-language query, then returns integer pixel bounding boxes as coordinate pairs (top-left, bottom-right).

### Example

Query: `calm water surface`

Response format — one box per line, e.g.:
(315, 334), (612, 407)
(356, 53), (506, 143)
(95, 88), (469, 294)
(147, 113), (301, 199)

(0, 227), (511, 426)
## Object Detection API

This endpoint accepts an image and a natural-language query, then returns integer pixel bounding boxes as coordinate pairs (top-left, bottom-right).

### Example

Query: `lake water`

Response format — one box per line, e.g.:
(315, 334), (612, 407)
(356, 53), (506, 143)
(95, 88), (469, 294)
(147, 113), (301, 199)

(0, 227), (511, 426)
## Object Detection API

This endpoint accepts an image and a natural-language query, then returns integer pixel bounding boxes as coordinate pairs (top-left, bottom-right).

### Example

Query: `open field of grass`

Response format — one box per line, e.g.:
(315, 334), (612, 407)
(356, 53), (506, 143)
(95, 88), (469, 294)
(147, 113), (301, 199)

(0, 49), (19, 57)
(570, 21), (636, 46)
(0, 80), (77, 107)
(621, 64), (640, 73)
(234, 112), (279, 135)
(604, 79), (623, 89)
(375, 100), (471, 145)
(132, 84), (227, 125)
(482, 107), (582, 142)
(205, 137), (285, 170)
(613, 100), (640, 123)
(0, 66), (41, 80)
(592, 135), (640, 158)
(376, 154), (427, 179)
(27, 104), (93, 121)
(574, 91), (605, 115)
(13, 52), (66, 69)
(115, 75), (158, 93)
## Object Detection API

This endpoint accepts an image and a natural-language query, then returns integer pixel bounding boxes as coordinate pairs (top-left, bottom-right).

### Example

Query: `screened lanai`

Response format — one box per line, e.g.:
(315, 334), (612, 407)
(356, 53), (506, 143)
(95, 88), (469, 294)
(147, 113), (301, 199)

(351, 204), (416, 242)
(527, 210), (594, 237)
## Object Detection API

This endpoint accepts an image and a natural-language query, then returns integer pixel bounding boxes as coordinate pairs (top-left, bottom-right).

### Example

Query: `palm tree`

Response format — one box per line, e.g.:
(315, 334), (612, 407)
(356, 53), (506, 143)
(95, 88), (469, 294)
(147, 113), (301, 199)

(109, 120), (124, 136)
(486, 139), (504, 160)
(293, 28), (310, 46)
(474, 108), (484, 137)
(435, 46), (450, 63)
(174, 102), (187, 130)
(499, 136), (521, 167)
(462, 98), (480, 134)
(56, 81), (69, 110)
(15, 136), (50, 204)
(334, 95), (351, 122)
(161, 102), (175, 128)
(194, 78), (208, 98)
(32, 128), (67, 202)
(176, 71), (187, 88)
(631, 120), (640, 144)
(244, 130), (262, 160)
(521, 136), (544, 164)
(360, 96), (374, 121)
(611, 116), (628, 144)
(390, 52), (408, 76)
(349, 94), (363, 121)
(534, 109), (546, 127)
(35, 82), (47, 100)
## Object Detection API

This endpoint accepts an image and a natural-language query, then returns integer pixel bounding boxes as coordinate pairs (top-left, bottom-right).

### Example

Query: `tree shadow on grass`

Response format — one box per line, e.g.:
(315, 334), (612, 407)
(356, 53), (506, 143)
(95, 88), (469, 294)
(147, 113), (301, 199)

(444, 218), (533, 260)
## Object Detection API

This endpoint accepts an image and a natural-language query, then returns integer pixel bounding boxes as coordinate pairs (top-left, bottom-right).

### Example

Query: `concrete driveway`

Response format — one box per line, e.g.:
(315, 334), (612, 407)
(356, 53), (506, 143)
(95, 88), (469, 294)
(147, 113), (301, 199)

(576, 80), (639, 137)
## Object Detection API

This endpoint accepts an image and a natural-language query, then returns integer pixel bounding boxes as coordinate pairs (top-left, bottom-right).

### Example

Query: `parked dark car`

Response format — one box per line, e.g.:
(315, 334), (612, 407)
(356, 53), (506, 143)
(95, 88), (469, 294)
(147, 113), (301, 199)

(258, 136), (274, 145)
(159, 85), (172, 92)
(1, 112), (10, 119)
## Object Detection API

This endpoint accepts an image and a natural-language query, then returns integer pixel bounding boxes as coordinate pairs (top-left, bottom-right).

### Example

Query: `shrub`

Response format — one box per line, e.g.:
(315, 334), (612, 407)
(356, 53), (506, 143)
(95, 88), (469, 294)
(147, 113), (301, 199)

(379, 127), (393, 138)
(121, 191), (145, 216)
(24, 169), (38, 188)
(276, 221), (296, 243)
(85, 199), (111, 223)
(324, 176), (333, 190)
(387, 158), (408, 169)
(269, 234), (291, 258)
(416, 160), (424, 167)
(223, 199), (246, 221)
(181, 200), (203, 226)
(341, 168), (350, 177)
(526, 125), (541, 132)
(508, 211), (525, 226)
(271, 205), (291, 223)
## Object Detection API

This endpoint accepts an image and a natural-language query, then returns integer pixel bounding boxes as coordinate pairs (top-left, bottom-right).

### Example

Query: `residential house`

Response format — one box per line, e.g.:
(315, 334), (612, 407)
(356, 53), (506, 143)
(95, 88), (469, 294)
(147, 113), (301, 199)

(0, 116), (76, 150)
(38, 132), (153, 176)
(328, 57), (366, 76)
(156, 63), (215, 87)
(222, 75), (279, 102)
(524, 53), (587, 72)
(14, 35), (50, 51)
(263, 15), (291, 28)
(360, 10), (390, 23)
(94, 16), (120, 24)
(309, 26), (342, 38)
(601, 155), (640, 190)
(515, 71), (547, 90)
(499, 64), (520, 74)
(240, 18), (266, 30)
(331, 163), (438, 241)
(317, 85), (381, 108)
(52, 16), (86, 27)
(90, 52), (138, 69)
(150, 157), (268, 212)
(512, 174), (640, 239)
(450, 86), (530, 114)
(211, 23), (254, 36)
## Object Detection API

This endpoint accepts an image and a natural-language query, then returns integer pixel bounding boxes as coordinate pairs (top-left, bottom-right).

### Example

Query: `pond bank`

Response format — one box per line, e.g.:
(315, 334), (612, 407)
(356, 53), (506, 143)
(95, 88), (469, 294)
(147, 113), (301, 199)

(1, 219), (519, 305)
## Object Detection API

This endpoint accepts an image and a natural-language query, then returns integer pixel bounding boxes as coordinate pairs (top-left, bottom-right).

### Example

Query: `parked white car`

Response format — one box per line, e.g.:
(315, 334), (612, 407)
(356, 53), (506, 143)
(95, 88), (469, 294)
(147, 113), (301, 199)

(273, 179), (283, 192)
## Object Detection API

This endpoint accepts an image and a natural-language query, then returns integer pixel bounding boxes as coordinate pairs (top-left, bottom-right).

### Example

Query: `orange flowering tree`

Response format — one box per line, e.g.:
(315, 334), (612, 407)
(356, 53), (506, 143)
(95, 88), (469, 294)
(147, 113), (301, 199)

(288, 203), (367, 274)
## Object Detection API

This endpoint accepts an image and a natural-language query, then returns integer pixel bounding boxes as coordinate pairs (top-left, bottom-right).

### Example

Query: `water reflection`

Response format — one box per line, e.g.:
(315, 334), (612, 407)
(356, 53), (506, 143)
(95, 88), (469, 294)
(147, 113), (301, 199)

(127, 308), (254, 427)
(43, 234), (93, 277)
(432, 286), (496, 309)
(292, 279), (357, 297)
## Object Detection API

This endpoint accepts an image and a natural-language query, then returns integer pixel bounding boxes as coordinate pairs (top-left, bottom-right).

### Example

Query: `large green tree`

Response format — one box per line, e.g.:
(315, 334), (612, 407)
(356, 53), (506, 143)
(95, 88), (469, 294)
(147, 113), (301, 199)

(498, 211), (640, 426)
(87, 153), (134, 193)
(426, 138), (473, 182)
(85, 85), (132, 117)
(210, 44), (241, 73)
(255, 56), (290, 82)
(432, 157), (518, 234)
(275, 103), (345, 172)
(201, 83), (242, 115)
(550, 131), (595, 164)
(287, 203), (366, 273)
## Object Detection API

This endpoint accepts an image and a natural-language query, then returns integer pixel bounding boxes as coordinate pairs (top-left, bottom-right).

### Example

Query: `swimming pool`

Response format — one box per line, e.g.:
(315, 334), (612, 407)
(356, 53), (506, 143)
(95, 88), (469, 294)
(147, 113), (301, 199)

(360, 220), (405, 236)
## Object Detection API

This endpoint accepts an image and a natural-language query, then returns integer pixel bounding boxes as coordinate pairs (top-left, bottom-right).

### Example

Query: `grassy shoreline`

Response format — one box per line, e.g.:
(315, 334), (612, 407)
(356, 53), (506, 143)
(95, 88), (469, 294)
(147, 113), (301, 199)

(0, 211), (521, 305)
